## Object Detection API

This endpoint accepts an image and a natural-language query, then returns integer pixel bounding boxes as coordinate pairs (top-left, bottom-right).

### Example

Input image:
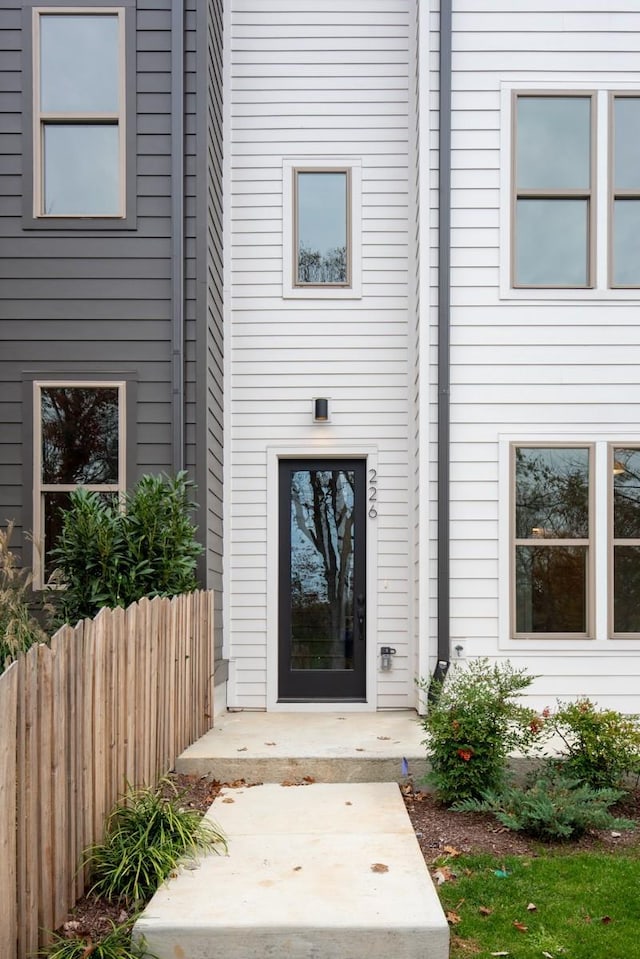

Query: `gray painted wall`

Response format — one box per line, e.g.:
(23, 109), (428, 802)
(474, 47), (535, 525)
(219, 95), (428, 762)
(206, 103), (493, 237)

(0, 0), (225, 676)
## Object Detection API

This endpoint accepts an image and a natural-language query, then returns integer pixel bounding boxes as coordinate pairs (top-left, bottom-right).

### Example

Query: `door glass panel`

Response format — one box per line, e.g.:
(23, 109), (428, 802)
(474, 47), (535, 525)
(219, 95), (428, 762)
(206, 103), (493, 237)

(288, 468), (355, 670)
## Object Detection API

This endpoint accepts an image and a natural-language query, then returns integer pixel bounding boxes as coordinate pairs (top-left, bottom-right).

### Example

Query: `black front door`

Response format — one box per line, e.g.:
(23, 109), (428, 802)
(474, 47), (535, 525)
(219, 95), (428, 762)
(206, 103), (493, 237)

(278, 459), (367, 701)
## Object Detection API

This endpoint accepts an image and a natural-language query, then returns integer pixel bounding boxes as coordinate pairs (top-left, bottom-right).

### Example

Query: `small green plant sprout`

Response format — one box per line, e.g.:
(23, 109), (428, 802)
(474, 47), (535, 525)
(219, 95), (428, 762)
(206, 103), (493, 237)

(452, 766), (635, 841)
(547, 697), (640, 791)
(0, 521), (52, 669)
(41, 917), (154, 959)
(418, 658), (542, 804)
(85, 779), (226, 907)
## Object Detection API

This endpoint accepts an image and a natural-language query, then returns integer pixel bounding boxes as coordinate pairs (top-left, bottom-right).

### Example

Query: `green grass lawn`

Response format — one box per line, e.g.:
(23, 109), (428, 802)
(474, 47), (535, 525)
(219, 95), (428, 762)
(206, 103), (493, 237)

(437, 850), (640, 959)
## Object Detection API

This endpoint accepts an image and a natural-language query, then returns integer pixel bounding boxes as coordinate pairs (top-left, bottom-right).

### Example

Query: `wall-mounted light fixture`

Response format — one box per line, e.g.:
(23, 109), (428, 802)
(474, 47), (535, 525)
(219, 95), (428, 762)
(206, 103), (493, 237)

(313, 397), (329, 423)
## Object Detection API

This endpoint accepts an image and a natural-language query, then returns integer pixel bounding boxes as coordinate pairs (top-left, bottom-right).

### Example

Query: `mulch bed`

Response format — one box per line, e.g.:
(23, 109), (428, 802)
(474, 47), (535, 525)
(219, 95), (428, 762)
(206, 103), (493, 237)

(56, 774), (640, 947)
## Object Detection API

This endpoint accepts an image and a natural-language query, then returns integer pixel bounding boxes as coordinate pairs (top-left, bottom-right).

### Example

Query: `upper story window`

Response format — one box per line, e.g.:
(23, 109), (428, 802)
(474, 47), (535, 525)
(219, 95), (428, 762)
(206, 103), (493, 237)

(294, 169), (350, 287)
(33, 382), (125, 588)
(33, 9), (125, 218)
(507, 89), (640, 294)
(513, 94), (594, 289)
(282, 159), (362, 299)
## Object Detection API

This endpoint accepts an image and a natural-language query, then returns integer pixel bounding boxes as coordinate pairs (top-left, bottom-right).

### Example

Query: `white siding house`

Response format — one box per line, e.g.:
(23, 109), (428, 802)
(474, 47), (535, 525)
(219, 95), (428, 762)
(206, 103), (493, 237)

(221, 0), (640, 713)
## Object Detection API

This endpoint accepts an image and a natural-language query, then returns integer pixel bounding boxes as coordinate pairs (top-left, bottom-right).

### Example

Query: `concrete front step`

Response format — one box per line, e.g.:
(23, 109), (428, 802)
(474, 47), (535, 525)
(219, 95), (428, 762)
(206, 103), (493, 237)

(175, 710), (429, 784)
(133, 782), (449, 959)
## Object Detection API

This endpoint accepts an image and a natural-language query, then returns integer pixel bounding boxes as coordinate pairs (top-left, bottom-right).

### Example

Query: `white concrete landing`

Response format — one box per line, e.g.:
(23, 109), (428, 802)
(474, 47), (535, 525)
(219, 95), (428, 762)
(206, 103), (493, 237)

(133, 782), (449, 959)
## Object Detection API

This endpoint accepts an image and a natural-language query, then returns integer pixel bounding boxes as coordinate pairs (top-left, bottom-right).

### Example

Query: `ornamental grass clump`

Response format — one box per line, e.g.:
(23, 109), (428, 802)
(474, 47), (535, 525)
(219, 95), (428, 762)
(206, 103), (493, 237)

(419, 658), (541, 804)
(86, 779), (226, 908)
(41, 918), (151, 959)
(0, 521), (52, 669)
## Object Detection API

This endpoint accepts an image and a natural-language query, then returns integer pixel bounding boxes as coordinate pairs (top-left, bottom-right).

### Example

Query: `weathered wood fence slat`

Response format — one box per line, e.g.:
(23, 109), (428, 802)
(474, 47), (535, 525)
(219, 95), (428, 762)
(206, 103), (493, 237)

(0, 590), (214, 959)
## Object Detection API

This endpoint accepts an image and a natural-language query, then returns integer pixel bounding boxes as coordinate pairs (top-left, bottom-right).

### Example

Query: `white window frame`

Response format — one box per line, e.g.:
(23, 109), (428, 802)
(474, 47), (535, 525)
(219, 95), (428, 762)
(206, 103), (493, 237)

(500, 81), (640, 300)
(499, 435), (640, 651)
(32, 7), (127, 219)
(33, 380), (126, 588)
(282, 158), (362, 299)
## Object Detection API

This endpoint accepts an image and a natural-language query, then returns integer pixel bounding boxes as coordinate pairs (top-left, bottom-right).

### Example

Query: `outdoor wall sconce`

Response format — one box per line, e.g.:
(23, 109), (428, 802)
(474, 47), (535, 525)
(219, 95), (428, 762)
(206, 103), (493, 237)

(380, 646), (397, 671)
(313, 397), (329, 422)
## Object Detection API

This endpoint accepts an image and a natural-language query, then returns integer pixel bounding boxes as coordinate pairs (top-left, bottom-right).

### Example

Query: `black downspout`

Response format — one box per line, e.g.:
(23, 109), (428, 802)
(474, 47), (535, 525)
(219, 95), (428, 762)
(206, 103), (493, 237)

(429, 0), (452, 703)
(171, 0), (185, 474)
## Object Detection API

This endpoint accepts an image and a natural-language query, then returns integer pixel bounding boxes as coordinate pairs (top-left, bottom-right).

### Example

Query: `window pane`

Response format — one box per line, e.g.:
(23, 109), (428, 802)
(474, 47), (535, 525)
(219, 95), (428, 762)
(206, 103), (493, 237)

(515, 546), (587, 633)
(614, 97), (640, 190)
(515, 447), (590, 539)
(613, 448), (640, 538)
(612, 200), (640, 286)
(42, 387), (119, 485)
(40, 14), (119, 113)
(613, 546), (640, 633)
(43, 125), (120, 215)
(296, 171), (348, 284)
(516, 97), (591, 190)
(515, 199), (588, 286)
(44, 491), (117, 581)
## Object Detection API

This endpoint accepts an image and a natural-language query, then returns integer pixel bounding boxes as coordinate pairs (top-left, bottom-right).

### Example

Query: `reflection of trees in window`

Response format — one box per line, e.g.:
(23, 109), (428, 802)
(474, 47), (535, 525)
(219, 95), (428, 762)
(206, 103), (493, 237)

(42, 387), (119, 484)
(514, 447), (590, 635)
(297, 243), (347, 284)
(290, 469), (354, 668)
(612, 448), (640, 633)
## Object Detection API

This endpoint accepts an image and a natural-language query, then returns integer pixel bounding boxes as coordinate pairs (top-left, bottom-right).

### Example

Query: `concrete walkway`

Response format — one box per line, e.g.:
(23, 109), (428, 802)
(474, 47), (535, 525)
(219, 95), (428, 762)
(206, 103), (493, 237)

(134, 781), (449, 959)
(175, 710), (429, 783)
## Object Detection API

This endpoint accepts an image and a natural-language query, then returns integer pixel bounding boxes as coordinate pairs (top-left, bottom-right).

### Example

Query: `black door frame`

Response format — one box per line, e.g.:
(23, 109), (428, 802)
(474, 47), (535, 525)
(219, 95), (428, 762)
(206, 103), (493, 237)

(277, 458), (367, 702)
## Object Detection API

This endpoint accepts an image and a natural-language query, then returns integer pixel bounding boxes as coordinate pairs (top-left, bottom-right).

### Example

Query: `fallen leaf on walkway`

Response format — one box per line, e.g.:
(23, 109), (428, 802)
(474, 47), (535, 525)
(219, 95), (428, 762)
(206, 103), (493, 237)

(478, 906), (493, 916)
(371, 863), (389, 873)
(293, 866), (302, 871)
(265, 741), (276, 746)
(356, 747), (366, 752)
(377, 736), (391, 740)
(345, 801), (352, 806)
(222, 798), (235, 804)
(236, 747), (247, 752)
(303, 776), (315, 783)
(513, 921), (528, 933)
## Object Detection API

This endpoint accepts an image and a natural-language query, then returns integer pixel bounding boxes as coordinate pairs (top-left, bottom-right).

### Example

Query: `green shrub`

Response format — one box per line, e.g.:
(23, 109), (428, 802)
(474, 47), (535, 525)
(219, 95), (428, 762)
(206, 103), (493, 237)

(452, 767), (635, 840)
(85, 779), (226, 907)
(419, 658), (540, 804)
(549, 698), (640, 791)
(52, 472), (204, 624)
(0, 521), (52, 668)
(41, 917), (151, 959)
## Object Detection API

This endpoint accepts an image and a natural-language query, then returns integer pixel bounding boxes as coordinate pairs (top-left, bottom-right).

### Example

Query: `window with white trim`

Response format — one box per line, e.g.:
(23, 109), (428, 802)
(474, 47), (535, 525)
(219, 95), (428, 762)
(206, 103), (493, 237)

(33, 8), (126, 218)
(33, 382), (125, 587)
(282, 159), (362, 299)
(512, 445), (592, 638)
(611, 445), (640, 636)
(509, 90), (640, 291)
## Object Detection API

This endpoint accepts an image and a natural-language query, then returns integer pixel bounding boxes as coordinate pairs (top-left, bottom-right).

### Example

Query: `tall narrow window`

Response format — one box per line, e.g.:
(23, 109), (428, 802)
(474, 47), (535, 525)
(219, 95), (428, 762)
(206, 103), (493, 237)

(33, 9), (125, 217)
(611, 446), (640, 635)
(512, 445), (592, 637)
(513, 94), (594, 288)
(611, 96), (640, 287)
(33, 383), (125, 587)
(294, 169), (350, 287)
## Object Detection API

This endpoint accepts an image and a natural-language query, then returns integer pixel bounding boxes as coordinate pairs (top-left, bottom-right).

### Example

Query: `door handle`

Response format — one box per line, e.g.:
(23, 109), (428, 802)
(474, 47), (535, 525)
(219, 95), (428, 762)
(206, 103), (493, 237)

(356, 594), (365, 638)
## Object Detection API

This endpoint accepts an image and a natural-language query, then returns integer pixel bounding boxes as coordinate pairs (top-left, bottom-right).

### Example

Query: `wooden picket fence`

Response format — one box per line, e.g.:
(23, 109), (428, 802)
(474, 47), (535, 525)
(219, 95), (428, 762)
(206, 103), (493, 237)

(0, 590), (215, 959)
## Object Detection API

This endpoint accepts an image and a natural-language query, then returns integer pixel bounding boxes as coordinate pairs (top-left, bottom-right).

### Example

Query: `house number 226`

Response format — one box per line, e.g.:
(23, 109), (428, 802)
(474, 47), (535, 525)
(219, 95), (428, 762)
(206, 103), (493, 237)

(368, 468), (378, 518)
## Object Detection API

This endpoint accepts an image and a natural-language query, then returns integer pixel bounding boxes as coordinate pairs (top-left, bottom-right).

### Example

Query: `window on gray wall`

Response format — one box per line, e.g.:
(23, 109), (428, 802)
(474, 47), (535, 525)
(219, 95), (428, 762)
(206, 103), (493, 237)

(33, 9), (126, 217)
(33, 382), (126, 587)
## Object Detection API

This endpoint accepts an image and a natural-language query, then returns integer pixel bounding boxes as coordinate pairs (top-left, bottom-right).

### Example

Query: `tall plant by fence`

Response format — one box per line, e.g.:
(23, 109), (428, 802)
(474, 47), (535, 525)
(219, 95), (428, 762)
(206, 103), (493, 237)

(0, 590), (214, 959)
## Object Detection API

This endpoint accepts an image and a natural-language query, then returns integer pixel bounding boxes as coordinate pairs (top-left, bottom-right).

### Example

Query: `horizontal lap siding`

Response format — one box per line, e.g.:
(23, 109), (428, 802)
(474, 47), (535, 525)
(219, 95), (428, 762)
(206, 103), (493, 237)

(447, 2), (640, 705)
(0, 2), (174, 556)
(230, 0), (414, 708)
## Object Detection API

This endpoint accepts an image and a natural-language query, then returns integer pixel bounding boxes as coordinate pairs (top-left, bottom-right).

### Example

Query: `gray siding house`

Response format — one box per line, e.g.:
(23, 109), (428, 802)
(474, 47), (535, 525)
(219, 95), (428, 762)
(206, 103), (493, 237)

(0, 0), (226, 682)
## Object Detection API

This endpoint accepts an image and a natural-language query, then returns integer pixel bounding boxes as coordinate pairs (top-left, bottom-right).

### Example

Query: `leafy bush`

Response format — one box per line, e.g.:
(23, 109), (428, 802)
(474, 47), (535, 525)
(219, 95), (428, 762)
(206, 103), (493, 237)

(41, 917), (151, 959)
(452, 767), (634, 840)
(548, 698), (640, 791)
(86, 779), (226, 907)
(0, 521), (52, 668)
(52, 472), (204, 624)
(419, 658), (540, 804)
